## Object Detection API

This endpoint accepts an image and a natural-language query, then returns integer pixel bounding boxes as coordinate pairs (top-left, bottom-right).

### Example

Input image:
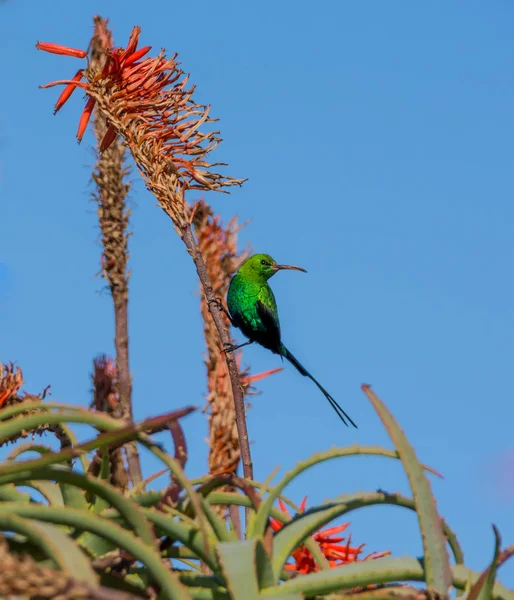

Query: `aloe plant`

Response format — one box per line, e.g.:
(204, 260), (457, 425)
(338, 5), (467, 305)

(0, 387), (512, 599)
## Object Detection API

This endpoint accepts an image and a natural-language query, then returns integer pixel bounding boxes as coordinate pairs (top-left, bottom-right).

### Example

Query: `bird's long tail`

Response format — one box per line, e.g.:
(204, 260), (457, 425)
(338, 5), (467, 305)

(281, 345), (358, 428)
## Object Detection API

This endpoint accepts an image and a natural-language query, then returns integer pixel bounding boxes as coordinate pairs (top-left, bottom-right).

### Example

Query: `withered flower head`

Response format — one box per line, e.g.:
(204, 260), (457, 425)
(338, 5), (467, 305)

(91, 354), (119, 414)
(37, 25), (245, 228)
(0, 363), (23, 409)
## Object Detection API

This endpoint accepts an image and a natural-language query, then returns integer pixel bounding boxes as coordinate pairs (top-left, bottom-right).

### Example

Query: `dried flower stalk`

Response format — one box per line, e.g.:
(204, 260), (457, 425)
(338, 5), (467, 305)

(89, 16), (141, 487)
(194, 201), (248, 478)
(37, 23), (253, 478)
(193, 201), (281, 479)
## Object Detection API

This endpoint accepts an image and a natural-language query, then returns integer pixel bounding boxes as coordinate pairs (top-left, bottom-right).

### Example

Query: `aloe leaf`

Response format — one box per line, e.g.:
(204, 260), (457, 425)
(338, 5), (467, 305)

(251, 445), (439, 539)
(0, 405), (124, 437)
(0, 466), (155, 546)
(5, 431), (88, 476)
(58, 422), (90, 472)
(217, 539), (260, 599)
(0, 512), (96, 582)
(142, 508), (219, 571)
(25, 480), (64, 506)
(0, 407), (194, 478)
(362, 385), (451, 595)
(177, 573), (221, 586)
(0, 484), (31, 503)
(272, 503), (350, 582)
(7, 443), (53, 459)
(177, 572), (228, 592)
(186, 589), (230, 600)
(96, 570), (149, 596)
(256, 539), (275, 589)
(80, 530), (118, 558)
(337, 586), (433, 600)
(261, 595), (303, 600)
(130, 489), (165, 507)
(129, 467), (169, 496)
(199, 495), (237, 542)
(260, 556), (514, 600)
(24, 521), (96, 580)
(0, 401), (102, 419)
(466, 525), (501, 600)
(0, 425), (143, 477)
(60, 480), (89, 510)
(0, 431), (125, 477)
(4, 427), (86, 467)
(88, 449), (110, 514)
(141, 441), (213, 553)
(164, 546), (207, 561)
(315, 490), (463, 565)
(206, 492), (330, 572)
(0, 502), (191, 598)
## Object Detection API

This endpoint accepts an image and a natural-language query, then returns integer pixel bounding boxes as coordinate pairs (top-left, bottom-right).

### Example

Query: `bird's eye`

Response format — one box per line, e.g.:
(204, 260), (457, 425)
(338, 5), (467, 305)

(261, 259), (268, 266)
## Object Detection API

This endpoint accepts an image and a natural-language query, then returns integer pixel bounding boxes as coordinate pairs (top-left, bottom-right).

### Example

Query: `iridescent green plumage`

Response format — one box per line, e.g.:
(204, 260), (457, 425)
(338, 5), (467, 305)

(226, 253), (357, 428)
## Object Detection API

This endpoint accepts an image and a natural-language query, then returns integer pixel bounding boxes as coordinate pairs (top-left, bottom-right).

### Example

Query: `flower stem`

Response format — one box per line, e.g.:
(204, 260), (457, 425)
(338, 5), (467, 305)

(182, 224), (253, 480)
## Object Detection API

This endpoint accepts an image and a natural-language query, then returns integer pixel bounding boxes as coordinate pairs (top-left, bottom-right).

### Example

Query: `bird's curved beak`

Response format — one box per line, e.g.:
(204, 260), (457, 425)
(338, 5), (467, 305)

(272, 264), (307, 273)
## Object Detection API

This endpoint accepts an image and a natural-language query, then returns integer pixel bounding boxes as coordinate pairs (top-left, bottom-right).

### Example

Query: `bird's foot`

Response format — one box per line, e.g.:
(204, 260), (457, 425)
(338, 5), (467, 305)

(208, 296), (224, 311)
(222, 340), (254, 353)
(222, 342), (239, 354)
(208, 297), (232, 320)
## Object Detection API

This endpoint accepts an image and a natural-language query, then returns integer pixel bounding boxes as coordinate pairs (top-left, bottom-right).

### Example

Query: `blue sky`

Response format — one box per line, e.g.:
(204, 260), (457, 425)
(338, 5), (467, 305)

(1, 0), (514, 587)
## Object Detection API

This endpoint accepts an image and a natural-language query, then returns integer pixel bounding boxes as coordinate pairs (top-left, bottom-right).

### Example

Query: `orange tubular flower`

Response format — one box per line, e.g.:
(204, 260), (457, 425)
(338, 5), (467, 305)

(53, 69), (85, 114)
(240, 367), (283, 386)
(271, 498), (390, 574)
(36, 42), (87, 58)
(37, 29), (154, 146)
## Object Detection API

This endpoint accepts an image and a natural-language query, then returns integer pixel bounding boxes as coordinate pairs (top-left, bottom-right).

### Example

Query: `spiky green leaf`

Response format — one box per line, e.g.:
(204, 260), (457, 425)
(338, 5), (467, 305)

(0, 513), (96, 582)
(362, 385), (451, 595)
(217, 539), (260, 600)
(0, 503), (190, 598)
(250, 445), (440, 539)
(0, 466), (155, 545)
(259, 556), (514, 600)
(466, 525), (501, 600)
(256, 539), (275, 589)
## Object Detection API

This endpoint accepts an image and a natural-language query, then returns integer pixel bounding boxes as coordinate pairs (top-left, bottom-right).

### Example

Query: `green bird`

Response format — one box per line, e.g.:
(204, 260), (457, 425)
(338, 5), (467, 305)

(225, 253), (357, 428)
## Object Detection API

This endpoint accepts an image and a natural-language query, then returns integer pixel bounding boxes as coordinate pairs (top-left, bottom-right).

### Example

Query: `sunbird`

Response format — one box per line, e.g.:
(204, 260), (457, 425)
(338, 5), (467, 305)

(225, 253), (357, 428)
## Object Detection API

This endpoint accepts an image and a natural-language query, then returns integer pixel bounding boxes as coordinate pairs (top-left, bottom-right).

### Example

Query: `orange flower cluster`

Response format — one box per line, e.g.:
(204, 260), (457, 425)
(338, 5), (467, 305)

(271, 498), (390, 574)
(37, 26), (244, 212)
(37, 31), (153, 147)
(0, 363), (23, 409)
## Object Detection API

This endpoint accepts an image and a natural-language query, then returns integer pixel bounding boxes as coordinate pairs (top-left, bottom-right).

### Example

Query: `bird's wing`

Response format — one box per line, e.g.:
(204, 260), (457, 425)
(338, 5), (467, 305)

(256, 285), (282, 353)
